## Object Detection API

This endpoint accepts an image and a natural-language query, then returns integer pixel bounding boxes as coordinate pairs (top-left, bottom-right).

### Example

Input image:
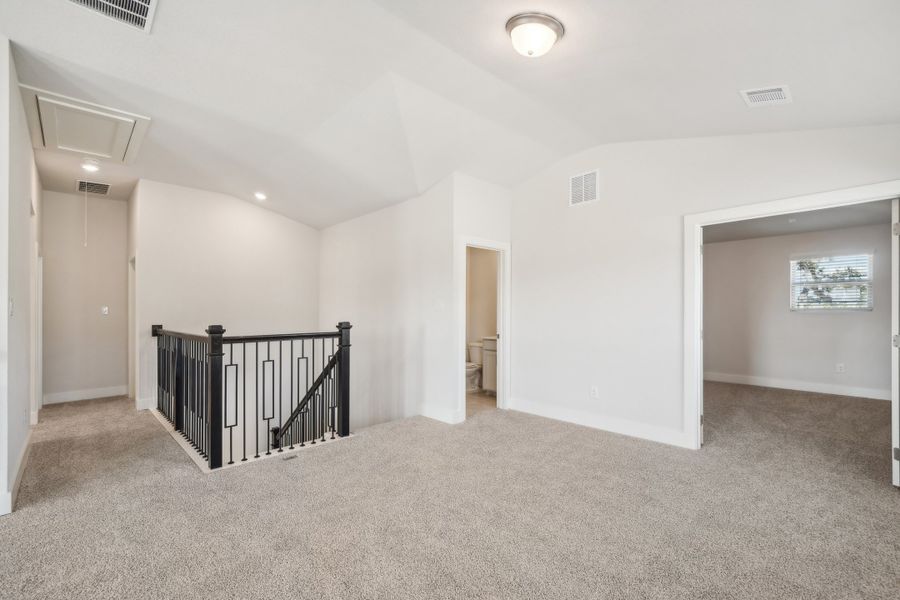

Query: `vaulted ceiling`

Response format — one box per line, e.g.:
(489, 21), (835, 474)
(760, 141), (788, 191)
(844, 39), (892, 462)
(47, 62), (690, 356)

(2, 0), (900, 227)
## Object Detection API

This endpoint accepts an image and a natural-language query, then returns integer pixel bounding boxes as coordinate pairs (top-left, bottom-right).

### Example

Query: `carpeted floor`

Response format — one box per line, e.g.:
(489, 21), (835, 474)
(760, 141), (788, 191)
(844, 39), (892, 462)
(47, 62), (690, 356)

(1, 383), (898, 599)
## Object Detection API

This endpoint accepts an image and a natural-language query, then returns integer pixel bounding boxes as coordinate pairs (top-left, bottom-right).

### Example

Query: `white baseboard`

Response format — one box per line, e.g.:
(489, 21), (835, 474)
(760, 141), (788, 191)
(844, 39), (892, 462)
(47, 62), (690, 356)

(420, 404), (465, 425)
(509, 397), (694, 449)
(43, 385), (128, 405)
(704, 372), (890, 401)
(1, 428), (33, 516)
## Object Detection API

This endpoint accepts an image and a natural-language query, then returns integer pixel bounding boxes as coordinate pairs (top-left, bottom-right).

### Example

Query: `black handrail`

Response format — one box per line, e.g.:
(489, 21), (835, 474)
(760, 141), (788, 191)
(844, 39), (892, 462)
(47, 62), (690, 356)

(154, 328), (209, 343)
(223, 331), (340, 343)
(270, 352), (340, 448)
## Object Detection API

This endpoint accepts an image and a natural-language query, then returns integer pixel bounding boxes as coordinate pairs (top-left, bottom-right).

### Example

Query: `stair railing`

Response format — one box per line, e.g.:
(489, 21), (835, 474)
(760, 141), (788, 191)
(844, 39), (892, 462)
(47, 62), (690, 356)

(153, 322), (351, 469)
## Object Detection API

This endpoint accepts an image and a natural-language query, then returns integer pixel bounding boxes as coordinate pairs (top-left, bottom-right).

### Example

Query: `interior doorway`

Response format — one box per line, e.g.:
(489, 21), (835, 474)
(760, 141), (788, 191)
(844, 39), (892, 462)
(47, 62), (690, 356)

(465, 246), (499, 417)
(456, 237), (510, 421)
(684, 181), (900, 487)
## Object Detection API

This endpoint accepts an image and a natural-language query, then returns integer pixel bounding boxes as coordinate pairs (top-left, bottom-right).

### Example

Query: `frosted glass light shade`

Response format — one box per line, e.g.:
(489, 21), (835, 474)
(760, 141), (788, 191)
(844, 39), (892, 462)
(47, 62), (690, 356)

(506, 13), (565, 58)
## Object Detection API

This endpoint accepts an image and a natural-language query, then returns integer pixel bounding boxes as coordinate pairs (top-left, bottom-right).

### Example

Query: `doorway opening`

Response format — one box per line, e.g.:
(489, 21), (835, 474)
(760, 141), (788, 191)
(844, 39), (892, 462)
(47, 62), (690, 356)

(465, 246), (500, 418)
(684, 182), (900, 487)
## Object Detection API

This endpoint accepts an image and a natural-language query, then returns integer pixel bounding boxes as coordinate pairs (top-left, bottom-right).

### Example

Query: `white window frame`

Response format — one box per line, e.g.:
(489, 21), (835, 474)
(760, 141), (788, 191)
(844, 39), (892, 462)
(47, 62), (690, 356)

(788, 253), (874, 312)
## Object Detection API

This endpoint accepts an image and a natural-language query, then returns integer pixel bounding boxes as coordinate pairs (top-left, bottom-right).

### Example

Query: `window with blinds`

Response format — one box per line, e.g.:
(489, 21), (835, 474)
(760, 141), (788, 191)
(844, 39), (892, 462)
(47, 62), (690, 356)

(790, 254), (873, 311)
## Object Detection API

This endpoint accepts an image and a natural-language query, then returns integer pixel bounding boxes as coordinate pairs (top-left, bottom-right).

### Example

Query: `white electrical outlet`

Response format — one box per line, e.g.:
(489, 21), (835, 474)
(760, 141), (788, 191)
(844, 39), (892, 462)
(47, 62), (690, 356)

(101, 306), (109, 316)
(590, 386), (600, 399)
(835, 363), (846, 373)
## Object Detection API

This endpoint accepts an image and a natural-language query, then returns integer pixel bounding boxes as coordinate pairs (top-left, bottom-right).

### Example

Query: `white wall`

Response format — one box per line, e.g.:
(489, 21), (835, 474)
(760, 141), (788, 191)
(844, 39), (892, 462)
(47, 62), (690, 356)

(319, 177), (456, 427)
(452, 173), (512, 242)
(42, 192), (127, 403)
(1, 37), (40, 515)
(452, 173), (513, 416)
(131, 180), (320, 410)
(511, 124), (900, 447)
(704, 224), (891, 399)
(318, 172), (513, 429)
(466, 247), (497, 346)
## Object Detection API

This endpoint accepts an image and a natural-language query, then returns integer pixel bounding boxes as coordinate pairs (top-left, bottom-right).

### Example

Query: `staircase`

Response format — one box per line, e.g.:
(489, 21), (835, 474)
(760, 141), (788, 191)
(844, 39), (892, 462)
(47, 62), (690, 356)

(153, 322), (351, 469)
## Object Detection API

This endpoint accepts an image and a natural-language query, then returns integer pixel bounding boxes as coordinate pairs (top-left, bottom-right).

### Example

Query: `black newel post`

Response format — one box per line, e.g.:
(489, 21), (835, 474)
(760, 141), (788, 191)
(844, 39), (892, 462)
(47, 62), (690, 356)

(207, 325), (226, 470)
(152, 325), (163, 413)
(337, 322), (352, 437)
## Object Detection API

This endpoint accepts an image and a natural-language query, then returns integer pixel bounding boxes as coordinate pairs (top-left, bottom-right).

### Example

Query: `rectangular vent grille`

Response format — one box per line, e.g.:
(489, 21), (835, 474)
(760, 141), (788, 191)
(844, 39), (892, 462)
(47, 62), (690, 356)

(741, 85), (792, 107)
(569, 170), (599, 206)
(77, 180), (111, 195)
(68, 0), (157, 32)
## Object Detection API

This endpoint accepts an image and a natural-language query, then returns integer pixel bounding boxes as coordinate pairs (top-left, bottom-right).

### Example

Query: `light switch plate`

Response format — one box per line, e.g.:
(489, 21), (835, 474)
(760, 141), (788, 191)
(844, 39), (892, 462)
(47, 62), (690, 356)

(102, 306), (109, 316)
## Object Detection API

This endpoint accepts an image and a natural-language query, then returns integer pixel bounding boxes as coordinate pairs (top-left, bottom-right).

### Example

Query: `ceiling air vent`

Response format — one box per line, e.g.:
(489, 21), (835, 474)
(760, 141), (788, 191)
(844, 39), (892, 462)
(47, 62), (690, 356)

(68, 0), (158, 32)
(741, 85), (792, 107)
(569, 170), (599, 206)
(76, 180), (111, 195)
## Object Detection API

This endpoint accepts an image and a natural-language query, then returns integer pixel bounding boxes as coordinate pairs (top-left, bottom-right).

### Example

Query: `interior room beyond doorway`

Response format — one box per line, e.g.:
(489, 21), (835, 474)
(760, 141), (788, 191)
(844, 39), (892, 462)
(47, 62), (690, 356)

(465, 246), (499, 418)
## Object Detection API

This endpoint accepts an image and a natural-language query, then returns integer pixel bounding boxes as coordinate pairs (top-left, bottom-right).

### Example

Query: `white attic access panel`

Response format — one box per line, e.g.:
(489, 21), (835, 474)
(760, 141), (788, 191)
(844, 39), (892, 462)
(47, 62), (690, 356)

(20, 85), (150, 164)
(39, 96), (134, 160)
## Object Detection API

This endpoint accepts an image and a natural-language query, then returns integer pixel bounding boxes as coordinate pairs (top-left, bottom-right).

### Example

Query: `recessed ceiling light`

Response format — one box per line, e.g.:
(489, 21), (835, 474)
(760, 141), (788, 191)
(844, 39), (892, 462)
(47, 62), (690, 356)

(81, 159), (100, 173)
(254, 192), (267, 201)
(506, 13), (565, 58)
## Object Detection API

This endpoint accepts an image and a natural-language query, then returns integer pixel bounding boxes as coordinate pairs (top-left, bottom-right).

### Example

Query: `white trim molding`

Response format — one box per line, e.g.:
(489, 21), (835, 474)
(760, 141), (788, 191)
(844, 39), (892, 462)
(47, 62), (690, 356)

(43, 385), (128, 405)
(510, 397), (693, 449)
(705, 372), (890, 401)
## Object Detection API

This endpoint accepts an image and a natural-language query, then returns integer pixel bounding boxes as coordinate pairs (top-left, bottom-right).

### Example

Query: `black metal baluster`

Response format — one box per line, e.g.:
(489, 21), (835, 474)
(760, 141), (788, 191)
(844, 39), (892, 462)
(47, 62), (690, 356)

(241, 342), (247, 462)
(289, 340), (295, 450)
(330, 372), (336, 440)
(254, 341), (260, 459)
(195, 340), (200, 452)
(310, 339), (316, 445)
(203, 341), (209, 457)
(192, 340), (197, 448)
(299, 409), (306, 447)
(227, 344), (234, 465)
(185, 340), (190, 444)
(321, 337), (326, 442)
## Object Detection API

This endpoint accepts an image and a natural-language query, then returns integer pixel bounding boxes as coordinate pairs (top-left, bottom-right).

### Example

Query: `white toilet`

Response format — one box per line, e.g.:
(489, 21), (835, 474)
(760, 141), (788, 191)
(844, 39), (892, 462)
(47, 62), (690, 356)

(466, 342), (483, 392)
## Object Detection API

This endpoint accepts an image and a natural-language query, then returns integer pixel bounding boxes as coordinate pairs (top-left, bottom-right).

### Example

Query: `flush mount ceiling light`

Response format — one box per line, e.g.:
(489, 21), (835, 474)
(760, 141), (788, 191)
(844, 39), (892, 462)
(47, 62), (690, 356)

(506, 12), (565, 58)
(81, 159), (100, 173)
(254, 192), (267, 201)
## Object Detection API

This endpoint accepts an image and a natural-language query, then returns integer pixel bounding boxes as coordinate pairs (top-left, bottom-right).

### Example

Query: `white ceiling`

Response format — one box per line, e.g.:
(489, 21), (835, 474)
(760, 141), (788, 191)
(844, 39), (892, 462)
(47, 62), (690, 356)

(703, 199), (893, 244)
(2, 0), (900, 227)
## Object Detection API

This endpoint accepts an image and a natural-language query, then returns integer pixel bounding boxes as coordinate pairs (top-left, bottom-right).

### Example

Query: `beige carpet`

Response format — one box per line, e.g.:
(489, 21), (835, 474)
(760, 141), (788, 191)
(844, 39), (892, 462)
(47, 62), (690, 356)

(1, 383), (898, 599)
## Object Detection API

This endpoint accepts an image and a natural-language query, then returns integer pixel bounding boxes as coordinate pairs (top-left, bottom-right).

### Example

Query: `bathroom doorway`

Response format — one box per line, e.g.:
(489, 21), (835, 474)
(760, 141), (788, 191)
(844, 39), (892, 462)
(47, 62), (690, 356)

(465, 246), (500, 417)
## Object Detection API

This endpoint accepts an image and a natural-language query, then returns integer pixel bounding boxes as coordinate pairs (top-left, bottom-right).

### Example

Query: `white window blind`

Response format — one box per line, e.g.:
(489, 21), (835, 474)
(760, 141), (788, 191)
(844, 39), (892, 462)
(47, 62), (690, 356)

(789, 254), (873, 311)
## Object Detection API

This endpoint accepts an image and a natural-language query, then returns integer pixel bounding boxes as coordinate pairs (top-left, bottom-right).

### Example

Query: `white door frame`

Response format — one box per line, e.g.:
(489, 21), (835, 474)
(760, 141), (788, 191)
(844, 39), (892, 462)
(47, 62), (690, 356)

(684, 181), (900, 483)
(456, 237), (511, 418)
(31, 255), (42, 424)
(892, 198), (899, 487)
